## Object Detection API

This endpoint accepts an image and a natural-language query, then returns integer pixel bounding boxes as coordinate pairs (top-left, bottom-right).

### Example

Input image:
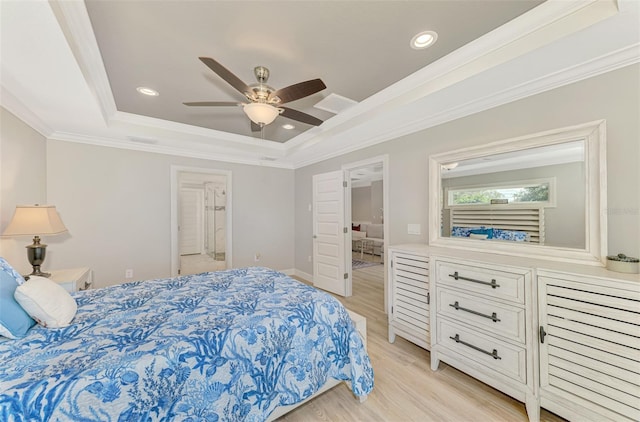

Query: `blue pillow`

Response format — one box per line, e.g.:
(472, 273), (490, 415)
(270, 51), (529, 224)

(470, 227), (494, 239)
(0, 257), (25, 285)
(0, 266), (36, 339)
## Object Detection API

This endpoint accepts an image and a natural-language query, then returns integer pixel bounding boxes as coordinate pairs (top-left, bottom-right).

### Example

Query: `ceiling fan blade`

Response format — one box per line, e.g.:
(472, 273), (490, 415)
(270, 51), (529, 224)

(269, 79), (326, 104)
(199, 57), (252, 97)
(251, 121), (262, 132)
(280, 107), (323, 126)
(183, 101), (240, 107)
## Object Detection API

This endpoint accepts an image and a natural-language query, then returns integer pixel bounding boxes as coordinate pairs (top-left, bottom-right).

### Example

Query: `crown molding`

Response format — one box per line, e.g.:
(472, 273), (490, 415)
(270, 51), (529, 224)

(288, 44), (639, 169)
(0, 85), (53, 137)
(110, 111), (288, 152)
(47, 131), (295, 169)
(49, 0), (117, 123)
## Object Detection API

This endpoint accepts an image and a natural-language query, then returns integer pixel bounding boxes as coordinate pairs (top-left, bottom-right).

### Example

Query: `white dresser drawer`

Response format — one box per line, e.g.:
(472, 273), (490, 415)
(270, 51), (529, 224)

(436, 260), (526, 304)
(437, 319), (526, 384)
(436, 288), (525, 344)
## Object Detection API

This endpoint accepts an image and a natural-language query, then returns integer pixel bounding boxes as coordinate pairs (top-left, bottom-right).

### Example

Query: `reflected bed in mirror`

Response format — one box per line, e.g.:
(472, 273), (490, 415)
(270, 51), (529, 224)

(428, 120), (607, 266)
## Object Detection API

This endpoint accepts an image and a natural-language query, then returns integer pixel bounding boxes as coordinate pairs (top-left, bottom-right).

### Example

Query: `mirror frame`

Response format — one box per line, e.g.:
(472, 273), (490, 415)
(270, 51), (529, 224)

(428, 120), (607, 266)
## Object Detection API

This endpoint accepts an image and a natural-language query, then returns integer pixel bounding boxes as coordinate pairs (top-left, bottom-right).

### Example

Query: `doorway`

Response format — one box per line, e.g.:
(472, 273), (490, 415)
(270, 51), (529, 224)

(170, 166), (232, 276)
(343, 156), (388, 310)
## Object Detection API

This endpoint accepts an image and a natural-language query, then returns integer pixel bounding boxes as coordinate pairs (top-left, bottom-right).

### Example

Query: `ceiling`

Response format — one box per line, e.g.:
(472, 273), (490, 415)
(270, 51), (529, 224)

(442, 141), (585, 179)
(1, 1), (638, 169)
(83, 0), (542, 143)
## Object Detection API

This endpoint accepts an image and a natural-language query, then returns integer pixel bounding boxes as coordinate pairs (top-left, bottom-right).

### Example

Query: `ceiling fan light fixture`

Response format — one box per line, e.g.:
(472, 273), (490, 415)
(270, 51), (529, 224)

(411, 30), (438, 49)
(243, 102), (280, 125)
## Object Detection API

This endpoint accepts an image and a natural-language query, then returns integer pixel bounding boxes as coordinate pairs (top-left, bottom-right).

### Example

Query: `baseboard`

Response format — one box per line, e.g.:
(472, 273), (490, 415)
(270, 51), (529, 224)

(292, 269), (313, 283)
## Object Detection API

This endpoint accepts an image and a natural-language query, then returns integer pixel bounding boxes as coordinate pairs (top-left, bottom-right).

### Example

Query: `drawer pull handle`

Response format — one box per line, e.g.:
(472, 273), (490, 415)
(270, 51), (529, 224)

(449, 334), (501, 360)
(449, 301), (500, 322)
(539, 326), (547, 344)
(449, 271), (500, 289)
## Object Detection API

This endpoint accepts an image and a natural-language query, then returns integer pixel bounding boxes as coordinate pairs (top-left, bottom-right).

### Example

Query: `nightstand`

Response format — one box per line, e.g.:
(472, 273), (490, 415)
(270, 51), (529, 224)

(49, 267), (93, 293)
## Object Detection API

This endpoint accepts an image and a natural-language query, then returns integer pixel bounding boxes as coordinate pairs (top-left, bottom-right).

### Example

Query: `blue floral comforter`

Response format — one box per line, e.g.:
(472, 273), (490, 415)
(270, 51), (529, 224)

(0, 267), (374, 421)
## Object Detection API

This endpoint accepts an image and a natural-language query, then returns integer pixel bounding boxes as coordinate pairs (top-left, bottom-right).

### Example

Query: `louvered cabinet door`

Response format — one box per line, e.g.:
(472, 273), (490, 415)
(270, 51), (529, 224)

(388, 251), (430, 350)
(538, 272), (640, 422)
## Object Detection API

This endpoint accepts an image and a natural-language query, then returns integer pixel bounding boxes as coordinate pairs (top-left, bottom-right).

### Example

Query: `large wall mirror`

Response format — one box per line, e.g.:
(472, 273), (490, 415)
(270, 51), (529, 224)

(428, 120), (607, 266)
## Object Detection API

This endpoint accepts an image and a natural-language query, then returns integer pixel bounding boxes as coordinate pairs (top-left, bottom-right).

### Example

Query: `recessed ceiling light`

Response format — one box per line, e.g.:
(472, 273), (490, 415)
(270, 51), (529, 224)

(282, 124), (295, 130)
(410, 31), (438, 50)
(136, 87), (159, 96)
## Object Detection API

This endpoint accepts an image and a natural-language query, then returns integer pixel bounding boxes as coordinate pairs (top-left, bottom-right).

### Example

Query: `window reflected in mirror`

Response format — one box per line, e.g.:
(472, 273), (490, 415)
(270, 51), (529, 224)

(440, 140), (585, 249)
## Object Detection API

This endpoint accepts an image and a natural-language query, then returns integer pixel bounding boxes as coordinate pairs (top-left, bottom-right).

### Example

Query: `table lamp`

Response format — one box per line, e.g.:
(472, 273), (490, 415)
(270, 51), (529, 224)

(2, 204), (68, 277)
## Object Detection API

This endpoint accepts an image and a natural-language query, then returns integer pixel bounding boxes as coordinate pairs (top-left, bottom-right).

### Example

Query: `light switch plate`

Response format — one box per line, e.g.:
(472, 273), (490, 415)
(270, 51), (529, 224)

(407, 223), (421, 235)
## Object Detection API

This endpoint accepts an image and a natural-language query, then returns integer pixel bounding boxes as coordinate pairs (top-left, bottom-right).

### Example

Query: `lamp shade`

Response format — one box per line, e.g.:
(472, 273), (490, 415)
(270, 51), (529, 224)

(243, 103), (280, 125)
(2, 205), (68, 237)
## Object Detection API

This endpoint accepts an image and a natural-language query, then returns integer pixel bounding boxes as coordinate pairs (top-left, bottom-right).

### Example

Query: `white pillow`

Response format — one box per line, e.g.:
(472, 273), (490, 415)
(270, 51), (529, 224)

(14, 276), (77, 328)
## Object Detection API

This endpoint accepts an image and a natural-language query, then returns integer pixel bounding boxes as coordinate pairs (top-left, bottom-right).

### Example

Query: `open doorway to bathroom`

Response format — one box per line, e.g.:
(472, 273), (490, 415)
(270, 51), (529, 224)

(170, 166), (232, 276)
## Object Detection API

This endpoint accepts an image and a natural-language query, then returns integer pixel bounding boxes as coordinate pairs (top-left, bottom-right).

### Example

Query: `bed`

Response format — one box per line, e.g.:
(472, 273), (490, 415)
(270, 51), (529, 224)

(0, 266), (374, 421)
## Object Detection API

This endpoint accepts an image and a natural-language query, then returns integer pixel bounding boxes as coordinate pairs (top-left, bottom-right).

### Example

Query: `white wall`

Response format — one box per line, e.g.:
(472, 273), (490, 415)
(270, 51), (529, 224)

(45, 140), (295, 288)
(371, 180), (383, 224)
(294, 64), (640, 274)
(351, 182), (383, 224)
(351, 186), (371, 222)
(0, 108), (47, 274)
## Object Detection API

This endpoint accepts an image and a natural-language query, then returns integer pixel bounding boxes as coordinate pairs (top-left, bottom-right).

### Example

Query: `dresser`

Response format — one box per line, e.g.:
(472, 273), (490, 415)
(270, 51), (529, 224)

(430, 254), (537, 420)
(537, 270), (640, 422)
(49, 267), (93, 293)
(387, 245), (430, 350)
(386, 244), (640, 422)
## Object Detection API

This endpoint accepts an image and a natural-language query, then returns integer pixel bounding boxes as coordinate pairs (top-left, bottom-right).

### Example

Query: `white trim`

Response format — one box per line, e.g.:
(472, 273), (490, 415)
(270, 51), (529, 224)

(47, 132), (295, 169)
(0, 86), (53, 137)
(292, 269), (313, 283)
(287, 44), (639, 169)
(49, 0), (117, 123)
(429, 120), (607, 266)
(171, 166), (233, 276)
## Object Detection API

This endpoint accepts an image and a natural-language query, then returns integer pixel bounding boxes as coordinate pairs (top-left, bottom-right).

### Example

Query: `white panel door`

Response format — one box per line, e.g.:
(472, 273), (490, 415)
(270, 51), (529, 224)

(313, 170), (350, 296)
(179, 188), (204, 255)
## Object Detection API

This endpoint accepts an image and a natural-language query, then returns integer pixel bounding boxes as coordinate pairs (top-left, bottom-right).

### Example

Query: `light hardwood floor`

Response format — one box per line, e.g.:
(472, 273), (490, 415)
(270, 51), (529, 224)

(281, 265), (566, 422)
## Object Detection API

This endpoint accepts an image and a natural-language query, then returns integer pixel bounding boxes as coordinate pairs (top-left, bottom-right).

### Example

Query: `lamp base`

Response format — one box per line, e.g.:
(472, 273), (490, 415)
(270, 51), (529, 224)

(27, 267), (51, 278)
(26, 236), (50, 278)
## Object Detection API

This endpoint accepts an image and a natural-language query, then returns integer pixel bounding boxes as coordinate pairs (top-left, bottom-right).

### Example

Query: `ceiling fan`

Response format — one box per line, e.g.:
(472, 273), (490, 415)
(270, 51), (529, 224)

(184, 57), (327, 132)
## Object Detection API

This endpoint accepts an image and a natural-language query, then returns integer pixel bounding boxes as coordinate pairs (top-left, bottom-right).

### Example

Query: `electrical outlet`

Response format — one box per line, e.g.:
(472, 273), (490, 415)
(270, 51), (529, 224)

(254, 253), (261, 262)
(125, 269), (133, 279)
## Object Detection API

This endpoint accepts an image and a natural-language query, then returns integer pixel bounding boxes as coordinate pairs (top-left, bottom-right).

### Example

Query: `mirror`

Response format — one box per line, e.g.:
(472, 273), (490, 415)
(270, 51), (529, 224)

(428, 120), (607, 266)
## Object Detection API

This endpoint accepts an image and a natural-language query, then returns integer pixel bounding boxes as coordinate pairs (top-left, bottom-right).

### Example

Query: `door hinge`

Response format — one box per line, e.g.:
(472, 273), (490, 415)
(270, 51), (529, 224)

(539, 326), (547, 343)
(343, 181), (348, 188)
(390, 259), (393, 268)
(391, 306), (394, 314)
(344, 273), (349, 279)
(344, 227), (348, 233)
(427, 292), (430, 305)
